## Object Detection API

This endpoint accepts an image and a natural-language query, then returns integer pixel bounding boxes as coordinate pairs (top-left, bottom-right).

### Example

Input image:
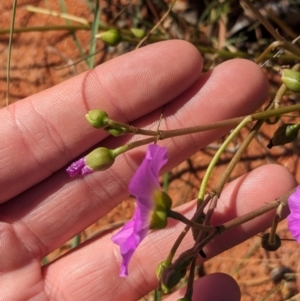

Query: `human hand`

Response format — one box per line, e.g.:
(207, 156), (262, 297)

(0, 40), (296, 301)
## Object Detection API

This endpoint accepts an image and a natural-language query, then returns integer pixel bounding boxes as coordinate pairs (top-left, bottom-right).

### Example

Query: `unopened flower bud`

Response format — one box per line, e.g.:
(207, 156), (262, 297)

(156, 261), (170, 279)
(161, 251), (193, 293)
(154, 190), (172, 210)
(130, 28), (146, 39)
(106, 126), (128, 137)
(66, 147), (115, 177)
(270, 266), (295, 284)
(85, 110), (108, 128)
(261, 233), (281, 251)
(267, 123), (300, 148)
(96, 29), (122, 46)
(85, 147), (115, 171)
(281, 69), (300, 93)
(161, 267), (184, 294)
(150, 191), (173, 229)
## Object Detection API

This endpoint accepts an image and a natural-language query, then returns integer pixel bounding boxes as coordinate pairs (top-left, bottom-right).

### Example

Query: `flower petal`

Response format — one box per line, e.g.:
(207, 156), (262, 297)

(129, 144), (168, 204)
(112, 144), (168, 276)
(287, 186), (300, 243)
(66, 157), (93, 177)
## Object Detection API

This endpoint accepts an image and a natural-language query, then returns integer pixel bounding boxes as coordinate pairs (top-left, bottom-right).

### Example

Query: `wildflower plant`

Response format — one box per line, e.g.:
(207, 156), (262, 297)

(62, 1), (300, 299)
(66, 82), (300, 299)
(4, 0), (300, 300)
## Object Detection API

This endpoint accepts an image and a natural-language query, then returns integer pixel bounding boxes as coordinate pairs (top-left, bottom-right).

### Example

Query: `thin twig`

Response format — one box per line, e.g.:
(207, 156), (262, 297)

(6, 0), (17, 107)
(26, 5), (89, 25)
(135, 0), (177, 49)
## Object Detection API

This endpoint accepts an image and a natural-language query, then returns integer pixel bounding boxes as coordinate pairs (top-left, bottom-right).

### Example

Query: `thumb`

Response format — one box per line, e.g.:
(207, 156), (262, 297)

(165, 273), (240, 301)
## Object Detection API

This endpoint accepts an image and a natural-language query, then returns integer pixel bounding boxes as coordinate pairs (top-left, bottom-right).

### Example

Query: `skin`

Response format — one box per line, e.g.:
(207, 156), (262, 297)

(0, 40), (296, 301)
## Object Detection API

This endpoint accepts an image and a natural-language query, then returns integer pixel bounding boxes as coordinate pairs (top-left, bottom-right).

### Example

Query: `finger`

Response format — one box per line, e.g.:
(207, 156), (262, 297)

(2, 56), (269, 258)
(164, 273), (240, 301)
(0, 40), (203, 203)
(42, 164), (296, 301)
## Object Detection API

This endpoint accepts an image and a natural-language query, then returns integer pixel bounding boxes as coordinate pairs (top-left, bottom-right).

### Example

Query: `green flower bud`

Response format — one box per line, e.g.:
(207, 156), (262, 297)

(149, 191), (173, 229)
(156, 261), (170, 279)
(150, 209), (168, 229)
(96, 29), (122, 46)
(267, 123), (300, 148)
(281, 69), (300, 93)
(85, 147), (115, 171)
(105, 126), (128, 137)
(154, 190), (172, 210)
(261, 233), (281, 251)
(130, 28), (146, 39)
(85, 110), (108, 128)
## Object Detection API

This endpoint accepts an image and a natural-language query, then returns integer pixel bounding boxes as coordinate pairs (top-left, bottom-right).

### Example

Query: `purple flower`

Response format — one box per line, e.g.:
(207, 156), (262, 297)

(66, 157), (93, 177)
(287, 186), (300, 243)
(112, 144), (168, 277)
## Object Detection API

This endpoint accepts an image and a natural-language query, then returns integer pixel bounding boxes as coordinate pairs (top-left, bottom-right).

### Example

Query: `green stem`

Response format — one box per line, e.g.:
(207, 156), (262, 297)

(214, 119), (264, 197)
(26, 5), (90, 25)
(212, 85), (287, 197)
(71, 234), (81, 248)
(255, 41), (283, 64)
(112, 136), (157, 157)
(88, 0), (100, 69)
(0, 25), (91, 33)
(153, 288), (162, 301)
(105, 119), (159, 136)
(6, 0), (18, 106)
(198, 116), (251, 201)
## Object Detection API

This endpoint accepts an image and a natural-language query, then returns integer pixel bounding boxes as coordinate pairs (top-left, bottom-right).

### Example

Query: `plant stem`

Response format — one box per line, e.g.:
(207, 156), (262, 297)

(107, 103), (300, 139)
(185, 256), (197, 299)
(268, 203), (283, 245)
(220, 189), (293, 233)
(0, 27), (297, 62)
(242, 0), (300, 59)
(193, 188), (294, 254)
(256, 41), (283, 64)
(241, 0), (282, 41)
(207, 82), (289, 200)
(167, 209), (213, 231)
(112, 136), (157, 157)
(198, 116), (251, 201)
(135, 0), (177, 49)
(164, 195), (212, 266)
(26, 5), (90, 25)
(6, 0), (18, 107)
(214, 118), (264, 197)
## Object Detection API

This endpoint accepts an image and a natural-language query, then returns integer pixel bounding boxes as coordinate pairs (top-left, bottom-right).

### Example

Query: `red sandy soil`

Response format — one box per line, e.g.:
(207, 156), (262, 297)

(1, 1), (300, 300)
